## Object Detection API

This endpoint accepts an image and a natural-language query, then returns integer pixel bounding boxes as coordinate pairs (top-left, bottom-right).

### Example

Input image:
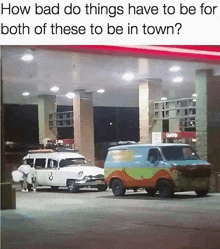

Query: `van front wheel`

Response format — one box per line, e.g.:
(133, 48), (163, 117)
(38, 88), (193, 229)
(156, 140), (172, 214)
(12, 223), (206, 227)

(157, 180), (174, 198)
(112, 179), (125, 196)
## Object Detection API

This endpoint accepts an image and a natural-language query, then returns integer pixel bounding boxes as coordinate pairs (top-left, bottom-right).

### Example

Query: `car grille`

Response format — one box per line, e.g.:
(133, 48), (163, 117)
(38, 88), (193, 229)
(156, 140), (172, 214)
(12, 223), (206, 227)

(85, 174), (104, 180)
(177, 165), (212, 178)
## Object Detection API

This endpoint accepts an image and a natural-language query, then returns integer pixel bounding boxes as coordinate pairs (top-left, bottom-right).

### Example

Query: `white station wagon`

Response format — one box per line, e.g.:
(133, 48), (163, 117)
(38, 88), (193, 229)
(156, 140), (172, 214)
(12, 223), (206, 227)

(12, 149), (107, 192)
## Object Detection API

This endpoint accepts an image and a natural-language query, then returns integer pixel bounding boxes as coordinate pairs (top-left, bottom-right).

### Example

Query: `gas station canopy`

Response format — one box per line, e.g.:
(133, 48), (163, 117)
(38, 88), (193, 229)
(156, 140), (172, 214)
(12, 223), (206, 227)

(2, 45), (220, 107)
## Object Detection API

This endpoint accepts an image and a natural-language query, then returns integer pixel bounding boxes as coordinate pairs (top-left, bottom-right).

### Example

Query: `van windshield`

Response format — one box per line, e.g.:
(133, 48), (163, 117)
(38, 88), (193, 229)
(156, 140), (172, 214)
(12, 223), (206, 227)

(59, 158), (87, 167)
(160, 146), (200, 161)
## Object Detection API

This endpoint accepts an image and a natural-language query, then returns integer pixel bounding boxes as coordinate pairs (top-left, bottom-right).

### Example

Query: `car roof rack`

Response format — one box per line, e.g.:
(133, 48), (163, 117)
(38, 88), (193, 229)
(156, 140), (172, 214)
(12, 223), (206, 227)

(54, 147), (79, 153)
(28, 149), (54, 153)
(28, 148), (79, 153)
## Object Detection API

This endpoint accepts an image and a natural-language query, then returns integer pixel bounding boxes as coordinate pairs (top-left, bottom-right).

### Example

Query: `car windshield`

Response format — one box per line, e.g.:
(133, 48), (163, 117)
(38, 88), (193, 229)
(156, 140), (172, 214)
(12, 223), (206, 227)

(59, 158), (87, 167)
(161, 146), (200, 161)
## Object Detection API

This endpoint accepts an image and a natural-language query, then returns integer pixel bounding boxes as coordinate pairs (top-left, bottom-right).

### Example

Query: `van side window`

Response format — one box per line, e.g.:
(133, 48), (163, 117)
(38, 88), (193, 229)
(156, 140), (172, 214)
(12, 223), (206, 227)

(148, 149), (162, 163)
(35, 158), (46, 169)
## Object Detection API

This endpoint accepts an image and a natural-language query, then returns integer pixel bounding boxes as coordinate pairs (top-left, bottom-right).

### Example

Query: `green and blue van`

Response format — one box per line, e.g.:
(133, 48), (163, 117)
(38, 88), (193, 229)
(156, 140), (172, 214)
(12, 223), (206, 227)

(104, 143), (213, 198)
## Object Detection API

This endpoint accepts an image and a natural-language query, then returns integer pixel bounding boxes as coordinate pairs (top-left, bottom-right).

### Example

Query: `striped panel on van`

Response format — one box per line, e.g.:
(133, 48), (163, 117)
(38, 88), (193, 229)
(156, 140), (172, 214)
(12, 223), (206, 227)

(105, 168), (172, 188)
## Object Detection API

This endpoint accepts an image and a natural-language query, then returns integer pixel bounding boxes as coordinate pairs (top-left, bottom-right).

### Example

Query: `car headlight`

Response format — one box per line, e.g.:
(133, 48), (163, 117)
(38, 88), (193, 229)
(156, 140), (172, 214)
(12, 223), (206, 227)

(78, 171), (83, 177)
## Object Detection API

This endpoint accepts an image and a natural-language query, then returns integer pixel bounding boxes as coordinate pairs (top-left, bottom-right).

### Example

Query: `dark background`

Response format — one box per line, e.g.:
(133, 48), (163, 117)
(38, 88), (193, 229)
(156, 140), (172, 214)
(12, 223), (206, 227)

(4, 104), (139, 146)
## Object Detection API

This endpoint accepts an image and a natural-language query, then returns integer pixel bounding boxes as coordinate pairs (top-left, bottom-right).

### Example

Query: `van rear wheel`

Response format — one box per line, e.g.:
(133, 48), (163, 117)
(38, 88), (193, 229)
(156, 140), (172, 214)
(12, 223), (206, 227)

(157, 180), (174, 198)
(112, 179), (125, 196)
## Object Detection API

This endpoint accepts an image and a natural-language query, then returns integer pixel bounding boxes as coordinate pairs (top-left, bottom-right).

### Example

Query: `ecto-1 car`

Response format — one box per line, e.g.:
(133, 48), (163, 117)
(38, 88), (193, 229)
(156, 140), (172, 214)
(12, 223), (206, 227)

(12, 148), (107, 192)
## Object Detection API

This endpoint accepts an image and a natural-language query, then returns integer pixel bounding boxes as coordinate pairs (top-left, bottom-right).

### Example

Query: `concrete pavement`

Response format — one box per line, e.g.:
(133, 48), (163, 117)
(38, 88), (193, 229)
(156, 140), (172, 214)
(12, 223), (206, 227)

(2, 185), (220, 249)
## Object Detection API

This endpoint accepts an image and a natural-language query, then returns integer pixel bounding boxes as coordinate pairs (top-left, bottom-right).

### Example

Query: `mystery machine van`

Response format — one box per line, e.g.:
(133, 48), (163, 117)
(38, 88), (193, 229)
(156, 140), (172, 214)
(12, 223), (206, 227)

(104, 143), (213, 198)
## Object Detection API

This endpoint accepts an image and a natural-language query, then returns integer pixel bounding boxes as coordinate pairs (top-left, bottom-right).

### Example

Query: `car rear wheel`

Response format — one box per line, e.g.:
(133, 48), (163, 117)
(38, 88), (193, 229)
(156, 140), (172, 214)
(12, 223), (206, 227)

(27, 184), (32, 191)
(67, 180), (80, 193)
(146, 188), (157, 196)
(195, 189), (208, 197)
(157, 180), (174, 198)
(97, 185), (107, 191)
(51, 186), (59, 191)
(21, 182), (32, 191)
(111, 179), (126, 196)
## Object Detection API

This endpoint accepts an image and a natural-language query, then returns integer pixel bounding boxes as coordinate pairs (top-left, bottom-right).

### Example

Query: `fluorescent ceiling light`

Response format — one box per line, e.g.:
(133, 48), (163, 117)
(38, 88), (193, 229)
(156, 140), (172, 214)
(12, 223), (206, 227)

(192, 93), (197, 97)
(122, 73), (134, 81)
(22, 92), (30, 96)
(161, 97), (167, 101)
(97, 89), (105, 93)
(50, 86), (59, 92)
(172, 77), (183, 83)
(169, 66), (181, 72)
(66, 92), (75, 99)
(21, 54), (34, 61)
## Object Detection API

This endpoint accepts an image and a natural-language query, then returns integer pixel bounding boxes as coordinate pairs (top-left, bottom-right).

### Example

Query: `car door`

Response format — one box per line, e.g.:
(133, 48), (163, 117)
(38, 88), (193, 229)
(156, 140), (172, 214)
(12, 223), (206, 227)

(35, 158), (48, 185)
(44, 159), (62, 186)
(51, 159), (80, 186)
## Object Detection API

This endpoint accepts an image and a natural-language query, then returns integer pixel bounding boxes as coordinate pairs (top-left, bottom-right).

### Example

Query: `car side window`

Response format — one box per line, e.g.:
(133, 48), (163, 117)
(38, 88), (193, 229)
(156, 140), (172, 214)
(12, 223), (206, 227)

(53, 160), (58, 168)
(48, 159), (58, 168)
(35, 158), (46, 169)
(148, 149), (162, 163)
(59, 159), (66, 168)
(26, 159), (34, 167)
(48, 159), (53, 168)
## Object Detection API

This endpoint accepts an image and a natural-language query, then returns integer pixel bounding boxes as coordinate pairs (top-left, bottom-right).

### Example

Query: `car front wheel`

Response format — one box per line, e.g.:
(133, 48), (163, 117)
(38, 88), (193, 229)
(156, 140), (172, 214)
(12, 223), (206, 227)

(67, 180), (80, 193)
(97, 185), (107, 191)
(111, 179), (125, 196)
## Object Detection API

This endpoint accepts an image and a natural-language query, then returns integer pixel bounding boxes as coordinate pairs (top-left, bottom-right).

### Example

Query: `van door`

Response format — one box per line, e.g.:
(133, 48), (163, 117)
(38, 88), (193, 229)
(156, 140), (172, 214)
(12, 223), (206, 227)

(123, 148), (147, 181)
(147, 148), (164, 168)
(142, 148), (165, 180)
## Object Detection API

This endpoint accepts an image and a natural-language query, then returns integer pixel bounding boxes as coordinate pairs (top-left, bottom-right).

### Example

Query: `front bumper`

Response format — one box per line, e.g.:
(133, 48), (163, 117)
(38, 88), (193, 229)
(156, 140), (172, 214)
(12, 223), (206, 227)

(74, 176), (105, 187)
(174, 176), (210, 191)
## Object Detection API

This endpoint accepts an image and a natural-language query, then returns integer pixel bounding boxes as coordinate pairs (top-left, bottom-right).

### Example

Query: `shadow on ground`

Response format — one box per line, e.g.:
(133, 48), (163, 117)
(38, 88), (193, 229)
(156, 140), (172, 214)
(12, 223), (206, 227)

(98, 192), (212, 201)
